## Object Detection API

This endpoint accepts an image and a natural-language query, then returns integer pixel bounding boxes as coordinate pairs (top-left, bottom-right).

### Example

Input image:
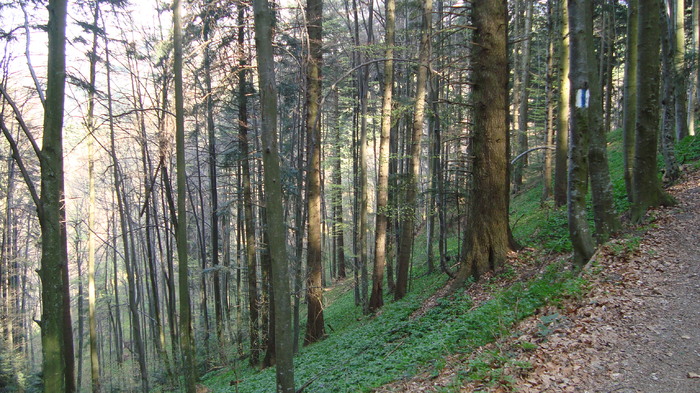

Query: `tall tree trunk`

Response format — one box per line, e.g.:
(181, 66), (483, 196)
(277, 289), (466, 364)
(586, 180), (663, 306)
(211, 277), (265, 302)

(304, 0), (326, 344)
(369, 0), (395, 312)
(38, 0), (71, 389)
(330, 90), (346, 280)
(622, 0), (639, 202)
(236, 2), (261, 368)
(454, 0), (511, 284)
(567, 0), (596, 267)
(554, 0), (570, 207)
(661, 4), (681, 180)
(203, 1), (224, 357)
(173, 0), (198, 389)
(542, 0), (556, 201)
(86, 4), (101, 390)
(673, 0), (689, 139)
(395, 0), (432, 300)
(252, 0), (296, 388)
(587, 4), (620, 243)
(358, 0), (374, 312)
(513, 0), (533, 193)
(631, 0), (677, 222)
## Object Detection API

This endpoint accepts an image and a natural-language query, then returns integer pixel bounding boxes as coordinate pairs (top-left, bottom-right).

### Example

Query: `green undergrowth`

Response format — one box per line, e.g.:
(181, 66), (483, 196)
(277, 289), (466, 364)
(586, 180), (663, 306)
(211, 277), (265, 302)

(200, 129), (687, 392)
(202, 261), (586, 393)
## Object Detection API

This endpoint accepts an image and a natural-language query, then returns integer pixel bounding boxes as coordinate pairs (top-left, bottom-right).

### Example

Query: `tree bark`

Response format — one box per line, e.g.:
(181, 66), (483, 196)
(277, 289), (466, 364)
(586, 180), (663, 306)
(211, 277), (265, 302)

(631, 0), (677, 222)
(622, 0), (639, 202)
(554, 0), (570, 207)
(39, 0), (71, 390)
(454, 0), (512, 284)
(173, 0), (198, 389)
(395, 0), (432, 300)
(567, 0), (596, 267)
(252, 0), (296, 388)
(369, 0), (395, 312)
(304, 0), (326, 344)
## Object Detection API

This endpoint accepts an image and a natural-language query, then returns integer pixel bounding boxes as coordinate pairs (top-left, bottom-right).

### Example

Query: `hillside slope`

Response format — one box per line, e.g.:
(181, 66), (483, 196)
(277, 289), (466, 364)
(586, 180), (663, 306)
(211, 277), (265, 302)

(377, 169), (700, 392)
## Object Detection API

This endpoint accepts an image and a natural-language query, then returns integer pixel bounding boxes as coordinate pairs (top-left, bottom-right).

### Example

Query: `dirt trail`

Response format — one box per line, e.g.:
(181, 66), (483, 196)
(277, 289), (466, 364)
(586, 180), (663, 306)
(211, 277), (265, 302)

(377, 170), (700, 393)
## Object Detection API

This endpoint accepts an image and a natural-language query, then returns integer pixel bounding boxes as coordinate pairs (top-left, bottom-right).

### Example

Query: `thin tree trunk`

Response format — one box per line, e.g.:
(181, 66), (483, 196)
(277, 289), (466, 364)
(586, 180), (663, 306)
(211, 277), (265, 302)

(554, 0), (570, 207)
(369, 0), (395, 312)
(395, 0), (432, 300)
(622, 0), (639, 202)
(173, 0), (197, 389)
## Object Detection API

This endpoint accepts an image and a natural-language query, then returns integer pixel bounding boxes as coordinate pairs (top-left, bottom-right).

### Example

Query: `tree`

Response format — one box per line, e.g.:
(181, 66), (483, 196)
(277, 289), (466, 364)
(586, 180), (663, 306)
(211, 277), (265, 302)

(622, 0), (639, 202)
(0, 0), (77, 388)
(252, 0), (296, 388)
(453, 0), (512, 284)
(304, 0), (326, 344)
(631, 0), (676, 222)
(566, 0), (596, 267)
(672, 0), (689, 140)
(554, 0), (570, 207)
(395, 0), (432, 300)
(173, 0), (197, 389)
(369, 0), (395, 312)
(85, 2), (101, 390)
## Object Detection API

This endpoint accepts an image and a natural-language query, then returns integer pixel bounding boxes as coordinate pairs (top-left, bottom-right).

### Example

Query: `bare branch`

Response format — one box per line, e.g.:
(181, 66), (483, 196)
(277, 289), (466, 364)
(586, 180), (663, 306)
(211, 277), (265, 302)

(0, 116), (44, 222)
(0, 84), (43, 160)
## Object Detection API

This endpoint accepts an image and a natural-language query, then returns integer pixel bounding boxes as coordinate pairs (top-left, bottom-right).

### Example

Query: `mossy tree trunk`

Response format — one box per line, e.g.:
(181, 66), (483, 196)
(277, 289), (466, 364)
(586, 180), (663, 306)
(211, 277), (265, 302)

(631, 0), (676, 222)
(622, 0), (638, 202)
(566, 0), (596, 267)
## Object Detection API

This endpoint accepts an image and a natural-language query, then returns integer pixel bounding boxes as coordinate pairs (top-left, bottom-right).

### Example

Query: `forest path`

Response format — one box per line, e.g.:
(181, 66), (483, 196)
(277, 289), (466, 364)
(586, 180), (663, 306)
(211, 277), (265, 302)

(377, 169), (700, 393)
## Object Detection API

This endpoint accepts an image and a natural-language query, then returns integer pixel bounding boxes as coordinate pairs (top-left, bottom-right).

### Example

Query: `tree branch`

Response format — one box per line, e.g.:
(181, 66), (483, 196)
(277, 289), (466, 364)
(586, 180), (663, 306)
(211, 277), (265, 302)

(0, 116), (44, 222)
(0, 84), (43, 160)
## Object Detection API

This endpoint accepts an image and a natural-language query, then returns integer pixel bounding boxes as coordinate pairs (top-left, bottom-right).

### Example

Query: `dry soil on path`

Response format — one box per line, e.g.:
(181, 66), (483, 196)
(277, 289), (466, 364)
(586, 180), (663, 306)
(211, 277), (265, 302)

(377, 170), (700, 393)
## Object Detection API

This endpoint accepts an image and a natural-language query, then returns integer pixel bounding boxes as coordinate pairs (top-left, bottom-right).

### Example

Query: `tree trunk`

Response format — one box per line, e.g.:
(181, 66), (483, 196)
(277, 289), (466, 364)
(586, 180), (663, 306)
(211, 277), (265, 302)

(395, 0), (432, 300)
(554, 0), (570, 207)
(454, 0), (511, 284)
(252, 0), (296, 388)
(542, 0), (556, 201)
(586, 2), (620, 243)
(661, 4), (681, 180)
(304, 0), (326, 344)
(631, 0), (677, 222)
(203, 1), (224, 357)
(369, 0), (395, 312)
(173, 0), (198, 389)
(673, 0), (689, 140)
(567, 0), (596, 267)
(622, 0), (638, 202)
(38, 0), (71, 389)
(86, 4), (101, 390)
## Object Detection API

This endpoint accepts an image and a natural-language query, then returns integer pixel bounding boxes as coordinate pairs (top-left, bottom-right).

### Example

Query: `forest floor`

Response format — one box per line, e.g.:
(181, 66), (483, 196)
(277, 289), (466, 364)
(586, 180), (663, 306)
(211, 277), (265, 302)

(377, 169), (700, 393)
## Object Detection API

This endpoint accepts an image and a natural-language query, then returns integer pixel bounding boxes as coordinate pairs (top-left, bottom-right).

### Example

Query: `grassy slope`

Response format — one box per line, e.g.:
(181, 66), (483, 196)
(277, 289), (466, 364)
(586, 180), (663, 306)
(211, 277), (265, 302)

(201, 131), (699, 393)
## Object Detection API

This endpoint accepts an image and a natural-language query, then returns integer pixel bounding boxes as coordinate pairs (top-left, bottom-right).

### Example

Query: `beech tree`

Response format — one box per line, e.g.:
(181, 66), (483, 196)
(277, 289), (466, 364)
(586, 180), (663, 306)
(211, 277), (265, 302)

(631, 0), (676, 222)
